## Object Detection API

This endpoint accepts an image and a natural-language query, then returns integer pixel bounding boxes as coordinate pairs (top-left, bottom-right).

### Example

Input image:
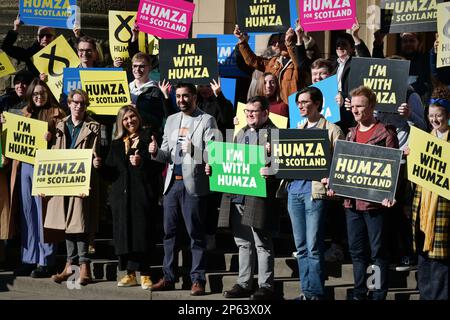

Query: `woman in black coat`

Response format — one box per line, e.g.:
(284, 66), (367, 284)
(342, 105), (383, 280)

(99, 105), (162, 290)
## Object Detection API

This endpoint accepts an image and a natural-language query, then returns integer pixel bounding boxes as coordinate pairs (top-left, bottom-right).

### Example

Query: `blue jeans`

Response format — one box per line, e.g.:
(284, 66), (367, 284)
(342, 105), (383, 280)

(345, 208), (388, 300)
(287, 193), (325, 298)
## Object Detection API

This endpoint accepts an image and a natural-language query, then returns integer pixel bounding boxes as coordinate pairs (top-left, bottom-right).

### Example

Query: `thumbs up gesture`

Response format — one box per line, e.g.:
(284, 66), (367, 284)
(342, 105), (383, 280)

(130, 149), (141, 167)
(149, 135), (158, 155)
(92, 151), (102, 169)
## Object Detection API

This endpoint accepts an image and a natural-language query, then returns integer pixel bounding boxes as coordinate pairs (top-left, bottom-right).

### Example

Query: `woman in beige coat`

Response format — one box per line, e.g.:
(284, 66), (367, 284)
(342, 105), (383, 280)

(44, 89), (101, 285)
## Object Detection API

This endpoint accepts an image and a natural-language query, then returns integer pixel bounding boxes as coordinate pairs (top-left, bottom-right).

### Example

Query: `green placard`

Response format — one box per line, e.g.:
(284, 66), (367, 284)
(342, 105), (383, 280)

(208, 141), (267, 197)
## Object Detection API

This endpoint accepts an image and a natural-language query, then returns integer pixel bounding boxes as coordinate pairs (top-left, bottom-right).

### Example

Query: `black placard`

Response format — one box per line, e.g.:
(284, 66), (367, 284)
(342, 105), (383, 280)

(236, 0), (291, 33)
(159, 38), (218, 85)
(272, 129), (331, 180)
(348, 57), (410, 113)
(381, 0), (443, 33)
(329, 140), (402, 204)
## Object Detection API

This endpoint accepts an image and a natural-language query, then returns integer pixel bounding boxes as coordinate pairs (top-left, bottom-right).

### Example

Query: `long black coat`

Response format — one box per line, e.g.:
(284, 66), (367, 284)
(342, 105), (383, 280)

(101, 132), (162, 255)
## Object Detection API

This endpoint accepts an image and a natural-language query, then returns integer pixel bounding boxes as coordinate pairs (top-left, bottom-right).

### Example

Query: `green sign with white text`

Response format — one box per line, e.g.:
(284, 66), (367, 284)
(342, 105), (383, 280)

(208, 141), (267, 197)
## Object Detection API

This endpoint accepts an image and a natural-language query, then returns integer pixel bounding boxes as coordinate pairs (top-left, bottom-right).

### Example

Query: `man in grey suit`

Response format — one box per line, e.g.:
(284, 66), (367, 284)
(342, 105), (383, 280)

(149, 82), (219, 296)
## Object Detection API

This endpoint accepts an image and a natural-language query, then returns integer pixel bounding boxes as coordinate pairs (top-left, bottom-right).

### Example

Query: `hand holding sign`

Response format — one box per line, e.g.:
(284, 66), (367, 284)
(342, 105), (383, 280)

(1, 155), (8, 167)
(234, 25), (247, 43)
(39, 73), (48, 82)
(149, 135), (158, 155)
(285, 28), (295, 45)
(434, 33), (439, 54)
(129, 149), (141, 167)
(131, 23), (139, 43)
(205, 163), (212, 176)
(260, 167), (270, 179)
(44, 131), (52, 142)
(398, 103), (411, 119)
(382, 198), (396, 208)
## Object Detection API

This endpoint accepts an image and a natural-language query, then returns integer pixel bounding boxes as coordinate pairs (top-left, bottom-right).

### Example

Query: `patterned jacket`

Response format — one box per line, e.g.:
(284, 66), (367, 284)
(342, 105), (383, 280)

(411, 185), (449, 259)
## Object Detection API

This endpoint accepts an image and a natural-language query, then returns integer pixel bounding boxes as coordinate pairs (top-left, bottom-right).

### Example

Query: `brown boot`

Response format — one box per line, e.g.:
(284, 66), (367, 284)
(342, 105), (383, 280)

(51, 262), (72, 283)
(79, 262), (92, 286)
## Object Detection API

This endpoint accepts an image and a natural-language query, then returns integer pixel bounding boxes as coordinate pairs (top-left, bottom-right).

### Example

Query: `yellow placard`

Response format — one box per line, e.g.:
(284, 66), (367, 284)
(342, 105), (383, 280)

(32, 149), (93, 196)
(234, 102), (288, 137)
(80, 70), (131, 116)
(437, 2), (450, 68)
(109, 10), (136, 63)
(109, 11), (159, 63)
(3, 112), (48, 164)
(32, 35), (79, 100)
(139, 32), (159, 56)
(407, 126), (450, 200)
(0, 51), (16, 78)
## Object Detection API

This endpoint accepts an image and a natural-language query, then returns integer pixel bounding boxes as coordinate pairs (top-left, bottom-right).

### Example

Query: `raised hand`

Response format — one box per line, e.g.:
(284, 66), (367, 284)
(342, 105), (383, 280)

(158, 79), (172, 99)
(92, 151), (102, 168)
(210, 78), (221, 97)
(149, 135), (158, 155)
(233, 24), (247, 43)
(129, 149), (141, 167)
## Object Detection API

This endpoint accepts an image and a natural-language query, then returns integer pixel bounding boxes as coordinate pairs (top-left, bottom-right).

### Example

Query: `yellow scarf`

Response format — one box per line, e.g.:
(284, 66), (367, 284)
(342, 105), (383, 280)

(419, 129), (449, 252)
(123, 132), (139, 155)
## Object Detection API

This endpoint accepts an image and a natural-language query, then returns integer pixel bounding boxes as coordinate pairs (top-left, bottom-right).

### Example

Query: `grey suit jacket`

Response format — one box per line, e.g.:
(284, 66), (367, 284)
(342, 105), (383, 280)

(152, 108), (218, 196)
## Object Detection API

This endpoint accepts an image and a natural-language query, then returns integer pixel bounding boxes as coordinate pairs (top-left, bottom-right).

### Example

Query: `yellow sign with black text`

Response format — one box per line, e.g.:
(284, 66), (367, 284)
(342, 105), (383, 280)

(407, 126), (450, 200)
(32, 35), (79, 100)
(0, 52), (16, 78)
(80, 70), (131, 115)
(437, 2), (450, 68)
(32, 149), (93, 196)
(3, 112), (48, 164)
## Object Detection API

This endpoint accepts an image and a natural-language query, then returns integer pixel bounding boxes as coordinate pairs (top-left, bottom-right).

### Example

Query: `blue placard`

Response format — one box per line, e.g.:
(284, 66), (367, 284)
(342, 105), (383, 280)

(221, 78), (237, 107)
(290, 0), (298, 28)
(289, 75), (341, 128)
(19, 0), (79, 29)
(197, 34), (256, 78)
(63, 68), (119, 96)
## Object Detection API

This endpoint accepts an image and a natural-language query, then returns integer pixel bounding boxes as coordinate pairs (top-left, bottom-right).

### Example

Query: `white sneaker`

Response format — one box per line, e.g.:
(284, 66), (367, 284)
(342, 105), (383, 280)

(206, 234), (216, 251)
(324, 244), (345, 262)
(292, 251), (299, 258)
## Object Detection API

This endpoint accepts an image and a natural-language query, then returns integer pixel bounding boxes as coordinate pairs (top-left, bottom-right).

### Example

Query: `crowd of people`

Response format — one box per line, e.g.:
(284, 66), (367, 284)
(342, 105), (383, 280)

(0, 12), (448, 301)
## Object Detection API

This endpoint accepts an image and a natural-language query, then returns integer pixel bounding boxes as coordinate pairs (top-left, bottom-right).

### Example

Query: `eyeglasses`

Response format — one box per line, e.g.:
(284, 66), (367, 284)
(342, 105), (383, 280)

(244, 109), (261, 115)
(132, 64), (149, 70)
(296, 100), (313, 107)
(32, 91), (47, 97)
(38, 33), (54, 39)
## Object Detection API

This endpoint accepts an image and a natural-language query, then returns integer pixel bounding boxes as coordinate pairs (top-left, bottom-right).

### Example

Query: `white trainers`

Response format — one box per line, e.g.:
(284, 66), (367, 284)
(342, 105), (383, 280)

(206, 234), (216, 251)
(324, 243), (345, 262)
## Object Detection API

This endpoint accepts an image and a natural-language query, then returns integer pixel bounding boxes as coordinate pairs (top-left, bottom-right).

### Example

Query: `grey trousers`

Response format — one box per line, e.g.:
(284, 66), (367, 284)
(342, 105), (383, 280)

(231, 204), (274, 290)
(66, 233), (89, 264)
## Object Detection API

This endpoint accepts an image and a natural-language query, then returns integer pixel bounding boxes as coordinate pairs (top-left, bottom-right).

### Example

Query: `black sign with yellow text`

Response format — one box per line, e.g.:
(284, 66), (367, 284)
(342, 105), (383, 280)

(348, 57), (410, 113)
(236, 0), (291, 33)
(381, 0), (444, 33)
(272, 129), (330, 180)
(329, 140), (402, 204)
(159, 38), (218, 85)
